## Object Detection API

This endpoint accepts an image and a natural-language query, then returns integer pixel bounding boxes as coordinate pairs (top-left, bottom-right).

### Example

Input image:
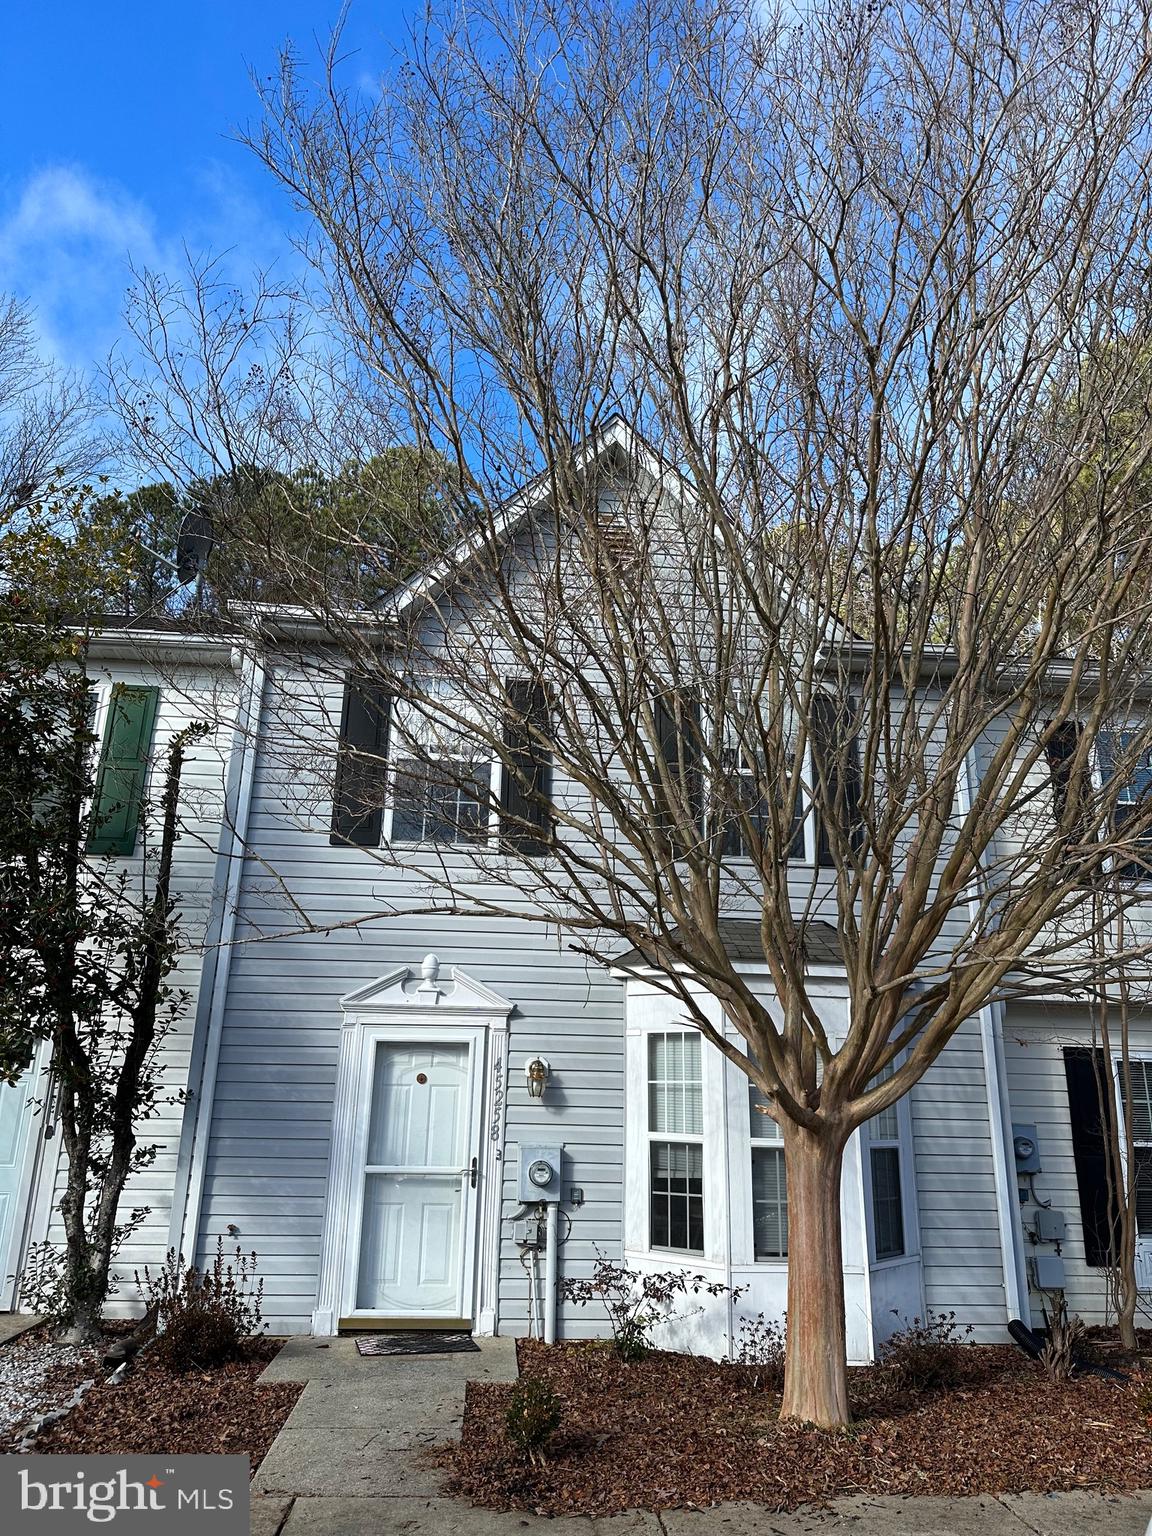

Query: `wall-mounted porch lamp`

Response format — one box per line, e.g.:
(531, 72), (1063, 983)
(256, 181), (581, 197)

(525, 1056), (551, 1100)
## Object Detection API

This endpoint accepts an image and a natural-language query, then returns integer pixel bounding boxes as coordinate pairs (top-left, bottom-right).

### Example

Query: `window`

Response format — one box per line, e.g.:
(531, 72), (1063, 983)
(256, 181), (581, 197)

(1100, 731), (1152, 877)
(1118, 1058), (1152, 1237)
(390, 759), (492, 844)
(648, 1032), (704, 1253)
(868, 1062), (906, 1261)
(720, 747), (804, 862)
(749, 1077), (787, 1259)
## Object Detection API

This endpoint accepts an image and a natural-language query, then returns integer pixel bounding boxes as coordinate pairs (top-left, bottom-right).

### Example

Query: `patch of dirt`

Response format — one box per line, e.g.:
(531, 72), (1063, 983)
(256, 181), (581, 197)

(441, 1338), (1152, 1515)
(31, 1340), (301, 1472)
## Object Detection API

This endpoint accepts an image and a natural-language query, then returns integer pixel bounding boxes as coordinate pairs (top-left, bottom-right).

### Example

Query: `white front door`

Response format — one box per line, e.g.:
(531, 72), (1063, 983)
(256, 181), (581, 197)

(0, 1070), (39, 1309)
(354, 1041), (477, 1317)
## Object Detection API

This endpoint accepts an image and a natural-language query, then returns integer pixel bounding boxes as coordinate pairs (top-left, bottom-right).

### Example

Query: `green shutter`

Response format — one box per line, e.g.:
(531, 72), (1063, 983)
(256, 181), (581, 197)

(86, 685), (160, 855)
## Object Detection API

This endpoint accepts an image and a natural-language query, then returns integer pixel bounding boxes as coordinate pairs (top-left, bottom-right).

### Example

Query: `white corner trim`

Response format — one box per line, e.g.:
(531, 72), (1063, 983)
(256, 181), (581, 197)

(168, 645), (267, 1262)
(959, 749), (1029, 1322)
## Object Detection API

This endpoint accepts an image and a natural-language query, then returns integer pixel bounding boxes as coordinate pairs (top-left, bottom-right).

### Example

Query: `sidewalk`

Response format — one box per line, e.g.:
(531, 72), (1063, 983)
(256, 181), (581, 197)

(251, 1338), (1152, 1536)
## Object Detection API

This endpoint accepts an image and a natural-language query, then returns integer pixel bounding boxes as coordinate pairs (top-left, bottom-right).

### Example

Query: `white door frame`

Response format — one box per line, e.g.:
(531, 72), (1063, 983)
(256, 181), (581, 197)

(0, 1039), (50, 1311)
(312, 957), (512, 1335)
(342, 1026), (483, 1324)
(1111, 1052), (1152, 1291)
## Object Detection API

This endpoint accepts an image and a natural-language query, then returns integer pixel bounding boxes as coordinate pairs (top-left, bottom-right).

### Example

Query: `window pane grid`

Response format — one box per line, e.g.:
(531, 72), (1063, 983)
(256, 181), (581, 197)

(650, 1141), (704, 1253)
(1120, 1059), (1152, 1143)
(751, 1145), (788, 1258)
(868, 1057), (900, 1142)
(871, 1145), (905, 1259)
(648, 1032), (703, 1135)
(1134, 1147), (1152, 1237)
(748, 1081), (782, 1141)
(391, 758), (491, 844)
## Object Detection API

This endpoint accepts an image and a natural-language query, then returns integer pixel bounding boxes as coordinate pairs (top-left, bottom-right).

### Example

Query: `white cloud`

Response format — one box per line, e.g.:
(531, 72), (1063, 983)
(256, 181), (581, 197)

(0, 163), (303, 382)
(0, 166), (163, 375)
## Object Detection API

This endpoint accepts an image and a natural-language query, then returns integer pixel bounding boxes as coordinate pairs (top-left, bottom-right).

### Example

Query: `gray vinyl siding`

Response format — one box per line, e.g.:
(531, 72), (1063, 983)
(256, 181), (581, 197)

(197, 651), (1025, 1338)
(41, 657), (237, 1310)
(1001, 1001), (1152, 1327)
(200, 928), (625, 1337)
(910, 1012), (1008, 1335)
(192, 660), (625, 1333)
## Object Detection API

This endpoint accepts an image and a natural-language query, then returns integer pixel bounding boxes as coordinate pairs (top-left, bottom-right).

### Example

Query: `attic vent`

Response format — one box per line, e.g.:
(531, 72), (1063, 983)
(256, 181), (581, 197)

(594, 513), (644, 579)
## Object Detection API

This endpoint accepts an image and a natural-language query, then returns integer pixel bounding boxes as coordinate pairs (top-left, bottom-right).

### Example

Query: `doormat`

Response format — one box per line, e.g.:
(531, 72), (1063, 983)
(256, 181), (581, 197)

(355, 1332), (480, 1356)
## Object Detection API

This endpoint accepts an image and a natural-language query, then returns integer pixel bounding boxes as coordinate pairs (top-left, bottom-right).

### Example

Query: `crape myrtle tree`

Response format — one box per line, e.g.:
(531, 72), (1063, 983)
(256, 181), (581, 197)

(130, 0), (1152, 1425)
(0, 498), (204, 1341)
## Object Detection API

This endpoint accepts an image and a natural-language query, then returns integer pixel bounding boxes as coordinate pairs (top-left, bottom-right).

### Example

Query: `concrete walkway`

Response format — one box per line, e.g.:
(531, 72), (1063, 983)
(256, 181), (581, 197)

(251, 1338), (1152, 1536)
(0, 1313), (41, 1346)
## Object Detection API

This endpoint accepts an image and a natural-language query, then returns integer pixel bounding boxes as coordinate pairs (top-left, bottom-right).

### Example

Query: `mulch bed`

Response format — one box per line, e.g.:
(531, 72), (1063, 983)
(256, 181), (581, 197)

(442, 1338), (1152, 1515)
(30, 1339), (301, 1473)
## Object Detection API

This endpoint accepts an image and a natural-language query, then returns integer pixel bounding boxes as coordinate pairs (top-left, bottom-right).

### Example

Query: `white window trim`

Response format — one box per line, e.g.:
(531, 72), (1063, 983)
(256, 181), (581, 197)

(862, 1064), (919, 1269)
(645, 1030), (707, 1258)
(624, 1010), (728, 1269)
(1111, 1053), (1152, 1292)
(1086, 730), (1152, 881)
(383, 737), (504, 851)
(719, 739), (816, 866)
(1112, 1053), (1152, 1234)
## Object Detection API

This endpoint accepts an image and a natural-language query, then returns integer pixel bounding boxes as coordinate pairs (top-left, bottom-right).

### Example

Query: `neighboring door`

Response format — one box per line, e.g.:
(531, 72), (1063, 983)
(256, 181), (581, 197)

(0, 1070), (39, 1310)
(354, 1041), (478, 1318)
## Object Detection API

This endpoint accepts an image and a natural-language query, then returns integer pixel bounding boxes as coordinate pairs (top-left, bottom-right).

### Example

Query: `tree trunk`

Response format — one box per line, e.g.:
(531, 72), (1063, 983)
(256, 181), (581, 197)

(1116, 1268), (1139, 1352)
(779, 1124), (851, 1428)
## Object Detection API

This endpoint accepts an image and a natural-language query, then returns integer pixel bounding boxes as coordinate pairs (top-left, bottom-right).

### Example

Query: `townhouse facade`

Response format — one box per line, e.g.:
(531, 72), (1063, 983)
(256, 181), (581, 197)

(3, 426), (1149, 1357)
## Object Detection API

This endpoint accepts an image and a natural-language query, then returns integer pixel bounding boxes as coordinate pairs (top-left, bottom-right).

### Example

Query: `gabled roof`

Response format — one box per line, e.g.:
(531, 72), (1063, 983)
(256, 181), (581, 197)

(383, 415), (681, 620)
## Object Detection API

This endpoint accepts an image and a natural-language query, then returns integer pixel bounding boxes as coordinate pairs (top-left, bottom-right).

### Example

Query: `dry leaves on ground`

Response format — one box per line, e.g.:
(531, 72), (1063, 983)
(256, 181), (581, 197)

(442, 1338), (1152, 1515)
(32, 1340), (300, 1472)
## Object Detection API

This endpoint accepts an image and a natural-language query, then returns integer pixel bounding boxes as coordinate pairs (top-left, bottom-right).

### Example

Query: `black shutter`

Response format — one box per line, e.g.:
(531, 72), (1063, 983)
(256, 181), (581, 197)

(654, 691), (703, 848)
(330, 677), (391, 846)
(1063, 1046), (1117, 1268)
(812, 692), (864, 869)
(500, 678), (553, 855)
(1046, 720), (1090, 840)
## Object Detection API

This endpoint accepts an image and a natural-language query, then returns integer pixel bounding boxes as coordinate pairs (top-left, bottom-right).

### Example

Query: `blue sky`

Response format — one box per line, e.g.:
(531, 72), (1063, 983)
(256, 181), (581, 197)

(0, 3), (399, 376)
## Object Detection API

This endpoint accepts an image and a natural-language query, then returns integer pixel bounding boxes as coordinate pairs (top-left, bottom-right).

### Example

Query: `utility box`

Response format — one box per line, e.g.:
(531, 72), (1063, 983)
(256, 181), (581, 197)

(1031, 1253), (1066, 1290)
(1013, 1123), (1041, 1174)
(1035, 1208), (1067, 1243)
(517, 1143), (564, 1203)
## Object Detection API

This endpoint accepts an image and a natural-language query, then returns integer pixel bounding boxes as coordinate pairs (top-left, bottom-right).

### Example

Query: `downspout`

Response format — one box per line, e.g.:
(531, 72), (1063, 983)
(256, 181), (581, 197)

(959, 748), (1029, 1321)
(543, 1201), (559, 1345)
(167, 639), (266, 1260)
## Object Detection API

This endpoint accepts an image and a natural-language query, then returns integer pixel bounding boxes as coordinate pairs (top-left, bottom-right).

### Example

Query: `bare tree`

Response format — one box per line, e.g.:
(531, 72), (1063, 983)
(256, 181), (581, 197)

(125, 0), (1152, 1426)
(0, 295), (104, 510)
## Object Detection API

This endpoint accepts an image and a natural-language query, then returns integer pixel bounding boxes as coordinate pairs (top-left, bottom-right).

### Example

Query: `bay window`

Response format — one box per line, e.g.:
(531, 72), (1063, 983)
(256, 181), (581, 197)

(749, 1078), (788, 1259)
(867, 1062), (906, 1261)
(648, 1032), (704, 1253)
